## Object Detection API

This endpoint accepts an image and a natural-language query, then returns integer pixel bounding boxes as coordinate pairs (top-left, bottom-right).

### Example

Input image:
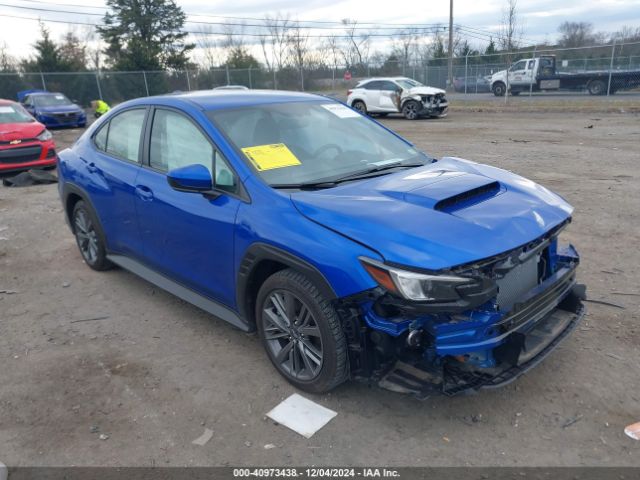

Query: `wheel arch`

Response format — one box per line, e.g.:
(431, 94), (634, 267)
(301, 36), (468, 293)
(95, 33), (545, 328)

(400, 95), (421, 109)
(62, 183), (95, 233)
(492, 81), (507, 96)
(236, 243), (338, 328)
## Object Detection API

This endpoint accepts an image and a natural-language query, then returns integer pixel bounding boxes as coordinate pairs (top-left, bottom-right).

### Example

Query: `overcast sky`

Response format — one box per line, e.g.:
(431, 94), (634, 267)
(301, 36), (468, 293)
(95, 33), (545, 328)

(1, 0), (639, 61)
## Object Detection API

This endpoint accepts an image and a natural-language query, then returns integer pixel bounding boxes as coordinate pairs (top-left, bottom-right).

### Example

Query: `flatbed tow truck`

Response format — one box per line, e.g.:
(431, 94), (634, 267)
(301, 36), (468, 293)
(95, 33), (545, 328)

(490, 55), (640, 96)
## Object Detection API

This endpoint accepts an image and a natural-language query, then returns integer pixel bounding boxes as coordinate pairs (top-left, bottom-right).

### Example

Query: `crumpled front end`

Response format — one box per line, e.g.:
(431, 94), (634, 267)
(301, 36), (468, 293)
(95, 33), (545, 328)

(336, 223), (585, 397)
(401, 90), (449, 117)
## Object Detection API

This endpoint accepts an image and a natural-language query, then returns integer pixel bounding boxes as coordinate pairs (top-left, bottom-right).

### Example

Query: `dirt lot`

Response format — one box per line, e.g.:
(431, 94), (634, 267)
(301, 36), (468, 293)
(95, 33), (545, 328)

(0, 109), (639, 467)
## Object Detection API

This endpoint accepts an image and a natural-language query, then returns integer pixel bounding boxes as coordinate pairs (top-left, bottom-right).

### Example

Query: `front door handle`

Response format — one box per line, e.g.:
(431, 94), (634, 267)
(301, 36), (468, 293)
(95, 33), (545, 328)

(135, 185), (154, 202)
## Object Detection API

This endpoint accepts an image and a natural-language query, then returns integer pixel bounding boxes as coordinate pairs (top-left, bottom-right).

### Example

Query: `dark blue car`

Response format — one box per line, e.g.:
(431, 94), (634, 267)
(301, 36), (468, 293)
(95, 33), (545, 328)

(19, 90), (86, 128)
(57, 91), (585, 396)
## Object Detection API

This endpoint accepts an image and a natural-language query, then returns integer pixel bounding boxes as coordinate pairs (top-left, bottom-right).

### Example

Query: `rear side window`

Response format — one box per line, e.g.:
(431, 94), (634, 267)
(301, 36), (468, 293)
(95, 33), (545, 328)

(103, 109), (146, 163)
(363, 81), (381, 90)
(149, 109), (213, 172)
(94, 123), (108, 151)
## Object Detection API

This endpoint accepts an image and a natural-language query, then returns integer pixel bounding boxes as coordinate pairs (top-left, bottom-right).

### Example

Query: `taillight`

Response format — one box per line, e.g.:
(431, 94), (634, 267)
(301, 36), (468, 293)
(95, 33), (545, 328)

(347, 90), (353, 96)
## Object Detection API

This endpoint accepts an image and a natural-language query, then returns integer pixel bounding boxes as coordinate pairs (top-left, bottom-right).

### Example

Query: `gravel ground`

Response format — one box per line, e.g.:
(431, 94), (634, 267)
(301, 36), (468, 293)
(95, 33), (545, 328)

(0, 110), (639, 467)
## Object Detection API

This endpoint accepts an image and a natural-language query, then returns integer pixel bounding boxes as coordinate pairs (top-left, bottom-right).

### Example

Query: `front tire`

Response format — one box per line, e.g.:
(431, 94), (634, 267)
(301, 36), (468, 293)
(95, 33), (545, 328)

(492, 82), (506, 96)
(402, 100), (420, 120)
(256, 269), (348, 393)
(72, 201), (112, 271)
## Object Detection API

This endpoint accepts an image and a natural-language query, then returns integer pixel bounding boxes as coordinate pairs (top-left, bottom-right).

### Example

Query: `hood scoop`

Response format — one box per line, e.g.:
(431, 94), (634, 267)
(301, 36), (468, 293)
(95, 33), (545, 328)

(434, 181), (501, 212)
(399, 173), (503, 212)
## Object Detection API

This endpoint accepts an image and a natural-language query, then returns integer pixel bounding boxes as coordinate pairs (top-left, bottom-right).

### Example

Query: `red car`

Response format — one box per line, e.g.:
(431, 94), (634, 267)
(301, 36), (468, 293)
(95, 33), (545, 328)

(0, 99), (57, 173)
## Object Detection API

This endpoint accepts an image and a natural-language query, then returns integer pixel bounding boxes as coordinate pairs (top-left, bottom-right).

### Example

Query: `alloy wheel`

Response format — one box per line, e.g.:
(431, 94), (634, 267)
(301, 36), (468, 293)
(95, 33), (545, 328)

(262, 289), (323, 381)
(403, 102), (419, 120)
(74, 208), (99, 265)
(352, 101), (366, 114)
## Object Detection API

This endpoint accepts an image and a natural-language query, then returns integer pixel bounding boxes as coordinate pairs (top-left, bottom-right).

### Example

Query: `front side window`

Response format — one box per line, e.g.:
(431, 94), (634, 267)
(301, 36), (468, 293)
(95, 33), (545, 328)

(215, 151), (237, 193)
(105, 109), (146, 163)
(510, 60), (527, 71)
(208, 101), (429, 187)
(150, 109), (213, 173)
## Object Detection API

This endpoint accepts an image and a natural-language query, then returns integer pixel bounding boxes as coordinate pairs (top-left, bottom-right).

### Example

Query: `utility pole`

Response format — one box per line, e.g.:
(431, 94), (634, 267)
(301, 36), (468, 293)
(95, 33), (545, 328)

(447, 0), (454, 91)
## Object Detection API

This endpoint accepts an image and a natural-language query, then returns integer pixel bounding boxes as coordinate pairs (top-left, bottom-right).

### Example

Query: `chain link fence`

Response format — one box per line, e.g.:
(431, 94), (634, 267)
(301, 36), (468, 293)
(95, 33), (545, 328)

(1, 42), (639, 107)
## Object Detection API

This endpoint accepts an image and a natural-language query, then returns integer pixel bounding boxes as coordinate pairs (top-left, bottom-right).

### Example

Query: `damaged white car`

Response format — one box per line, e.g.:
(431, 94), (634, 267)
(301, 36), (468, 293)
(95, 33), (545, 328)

(347, 77), (448, 120)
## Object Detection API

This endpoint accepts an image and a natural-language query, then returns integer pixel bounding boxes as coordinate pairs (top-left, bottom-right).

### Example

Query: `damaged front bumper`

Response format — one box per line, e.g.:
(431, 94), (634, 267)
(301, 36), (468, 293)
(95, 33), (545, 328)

(417, 94), (448, 117)
(337, 240), (585, 397)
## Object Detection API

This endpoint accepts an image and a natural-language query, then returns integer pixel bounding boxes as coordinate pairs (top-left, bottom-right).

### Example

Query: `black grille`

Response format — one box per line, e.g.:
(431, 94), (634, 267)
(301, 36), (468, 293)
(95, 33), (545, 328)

(496, 268), (576, 334)
(0, 145), (42, 164)
(434, 181), (500, 212)
(51, 112), (78, 122)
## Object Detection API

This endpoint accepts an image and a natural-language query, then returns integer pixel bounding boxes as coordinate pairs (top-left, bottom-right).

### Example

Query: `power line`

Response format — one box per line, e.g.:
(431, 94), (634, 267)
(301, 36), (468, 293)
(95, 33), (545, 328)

(8, 0), (451, 28)
(0, 2), (452, 33)
(0, 12), (447, 38)
(455, 24), (540, 47)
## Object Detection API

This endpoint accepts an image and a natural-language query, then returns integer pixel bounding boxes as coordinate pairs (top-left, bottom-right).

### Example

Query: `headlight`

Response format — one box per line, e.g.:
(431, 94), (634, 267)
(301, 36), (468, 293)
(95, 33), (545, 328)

(37, 129), (52, 141)
(360, 257), (473, 302)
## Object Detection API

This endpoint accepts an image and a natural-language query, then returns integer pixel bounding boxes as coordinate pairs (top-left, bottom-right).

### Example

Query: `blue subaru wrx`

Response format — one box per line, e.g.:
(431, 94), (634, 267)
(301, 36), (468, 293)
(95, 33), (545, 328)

(57, 91), (585, 396)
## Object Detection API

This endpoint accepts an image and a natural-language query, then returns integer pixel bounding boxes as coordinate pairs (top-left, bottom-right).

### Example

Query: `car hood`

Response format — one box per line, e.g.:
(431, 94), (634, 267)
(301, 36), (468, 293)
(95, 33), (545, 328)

(36, 104), (83, 114)
(0, 121), (45, 141)
(492, 69), (507, 80)
(404, 86), (446, 96)
(290, 157), (573, 270)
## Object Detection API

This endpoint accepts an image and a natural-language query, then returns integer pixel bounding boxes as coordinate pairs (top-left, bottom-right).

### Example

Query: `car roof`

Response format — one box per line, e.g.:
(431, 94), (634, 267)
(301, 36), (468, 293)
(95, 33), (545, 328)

(0, 99), (17, 105)
(125, 89), (328, 111)
(28, 92), (64, 97)
(357, 77), (412, 84)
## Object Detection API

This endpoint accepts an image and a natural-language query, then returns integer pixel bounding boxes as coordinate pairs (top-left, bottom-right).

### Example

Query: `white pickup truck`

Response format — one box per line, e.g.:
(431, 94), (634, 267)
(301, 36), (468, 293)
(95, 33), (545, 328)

(490, 55), (640, 96)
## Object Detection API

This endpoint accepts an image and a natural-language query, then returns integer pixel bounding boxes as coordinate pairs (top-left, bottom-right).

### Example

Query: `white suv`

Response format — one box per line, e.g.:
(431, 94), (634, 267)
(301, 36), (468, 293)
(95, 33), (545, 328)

(347, 77), (448, 119)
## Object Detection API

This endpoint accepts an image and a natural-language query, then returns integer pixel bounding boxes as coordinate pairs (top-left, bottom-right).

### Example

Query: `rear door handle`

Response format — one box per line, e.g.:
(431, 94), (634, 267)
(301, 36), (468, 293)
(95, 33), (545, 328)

(80, 157), (98, 173)
(135, 185), (154, 201)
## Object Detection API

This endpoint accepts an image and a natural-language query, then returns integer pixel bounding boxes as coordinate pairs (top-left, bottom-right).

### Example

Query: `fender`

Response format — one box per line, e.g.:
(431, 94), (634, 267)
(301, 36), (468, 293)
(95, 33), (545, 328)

(236, 242), (338, 325)
(61, 182), (103, 234)
(400, 95), (422, 110)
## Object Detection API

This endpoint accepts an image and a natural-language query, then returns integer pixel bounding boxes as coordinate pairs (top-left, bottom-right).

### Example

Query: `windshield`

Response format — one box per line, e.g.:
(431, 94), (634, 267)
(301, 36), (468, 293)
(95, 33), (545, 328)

(33, 94), (73, 107)
(396, 79), (423, 89)
(0, 103), (34, 123)
(208, 101), (430, 186)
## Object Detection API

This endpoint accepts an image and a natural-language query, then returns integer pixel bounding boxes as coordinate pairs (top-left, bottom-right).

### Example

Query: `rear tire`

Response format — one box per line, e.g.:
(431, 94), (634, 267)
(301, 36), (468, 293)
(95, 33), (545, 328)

(256, 269), (348, 393)
(587, 79), (607, 96)
(351, 100), (367, 115)
(72, 200), (113, 271)
(492, 82), (506, 96)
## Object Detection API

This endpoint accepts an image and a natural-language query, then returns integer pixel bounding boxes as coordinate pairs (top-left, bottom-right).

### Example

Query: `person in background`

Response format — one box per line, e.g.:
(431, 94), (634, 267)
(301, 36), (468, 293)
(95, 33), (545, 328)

(93, 99), (110, 118)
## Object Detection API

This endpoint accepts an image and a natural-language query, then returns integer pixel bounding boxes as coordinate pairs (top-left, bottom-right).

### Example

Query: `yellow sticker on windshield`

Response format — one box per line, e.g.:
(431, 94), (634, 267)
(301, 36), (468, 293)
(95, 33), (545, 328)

(241, 143), (301, 171)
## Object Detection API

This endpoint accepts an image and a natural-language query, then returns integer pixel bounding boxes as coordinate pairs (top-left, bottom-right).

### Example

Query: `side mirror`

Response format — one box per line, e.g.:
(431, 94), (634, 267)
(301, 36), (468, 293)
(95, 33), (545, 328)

(167, 164), (213, 193)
